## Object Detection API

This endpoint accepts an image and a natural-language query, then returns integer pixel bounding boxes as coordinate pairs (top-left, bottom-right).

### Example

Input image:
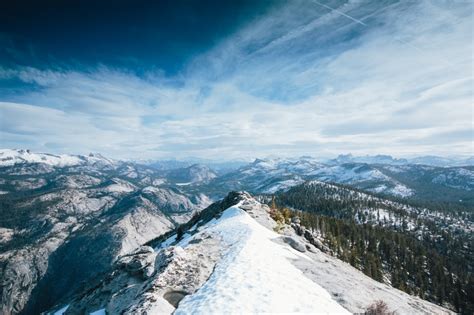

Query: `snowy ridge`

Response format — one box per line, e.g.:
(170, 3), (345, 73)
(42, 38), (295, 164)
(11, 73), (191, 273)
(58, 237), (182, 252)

(331, 154), (474, 167)
(48, 192), (453, 314)
(175, 204), (350, 314)
(0, 149), (83, 167)
(221, 157), (415, 198)
(431, 168), (474, 190)
(291, 181), (472, 235)
(0, 149), (116, 167)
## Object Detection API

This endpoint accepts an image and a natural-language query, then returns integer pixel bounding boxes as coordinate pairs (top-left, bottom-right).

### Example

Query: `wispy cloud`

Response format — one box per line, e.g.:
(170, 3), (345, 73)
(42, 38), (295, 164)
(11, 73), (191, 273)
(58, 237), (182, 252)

(0, 0), (472, 159)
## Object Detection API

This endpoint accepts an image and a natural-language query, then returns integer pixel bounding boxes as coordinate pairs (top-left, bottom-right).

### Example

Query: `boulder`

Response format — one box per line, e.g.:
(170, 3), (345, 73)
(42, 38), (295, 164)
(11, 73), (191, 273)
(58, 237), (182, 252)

(291, 223), (304, 236)
(281, 236), (306, 252)
(291, 216), (301, 225)
(119, 246), (156, 279)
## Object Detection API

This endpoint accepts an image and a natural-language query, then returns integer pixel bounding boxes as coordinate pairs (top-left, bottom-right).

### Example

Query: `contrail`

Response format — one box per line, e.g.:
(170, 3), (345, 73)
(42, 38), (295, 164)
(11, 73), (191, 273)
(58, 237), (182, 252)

(359, 2), (400, 22)
(312, 0), (367, 26)
(311, 0), (455, 69)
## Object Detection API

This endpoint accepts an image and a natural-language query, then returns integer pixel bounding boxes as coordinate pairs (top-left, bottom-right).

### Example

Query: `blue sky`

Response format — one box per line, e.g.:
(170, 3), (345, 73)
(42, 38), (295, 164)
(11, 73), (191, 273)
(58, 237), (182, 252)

(0, 0), (472, 160)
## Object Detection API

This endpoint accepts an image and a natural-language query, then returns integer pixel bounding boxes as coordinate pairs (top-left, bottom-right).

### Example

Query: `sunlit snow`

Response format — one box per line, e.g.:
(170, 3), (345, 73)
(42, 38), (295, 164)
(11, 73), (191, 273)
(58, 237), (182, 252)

(175, 205), (350, 314)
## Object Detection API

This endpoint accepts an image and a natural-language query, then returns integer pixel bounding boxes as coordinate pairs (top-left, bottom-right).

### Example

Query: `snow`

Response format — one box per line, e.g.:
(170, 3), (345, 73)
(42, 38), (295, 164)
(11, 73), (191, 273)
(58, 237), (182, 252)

(0, 149), (83, 167)
(370, 185), (388, 194)
(175, 205), (350, 314)
(105, 183), (134, 193)
(389, 184), (413, 197)
(294, 246), (451, 314)
(0, 149), (117, 168)
(52, 304), (69, 315)
(369, 183), (413, 197)
(0, 227), (15, 243)
(188, 223), (199, 232)
(309, 165), (389, 183)
(139, 298), (175, 314)
(152, 178), (166, 185)
(143, 186), (161, 193)
(104, 179), (136, 193)
(383, 165), (406, 173)
(432, 168), (474, 190)
(378, 209), (391, 221)
(262, 178), (305, 193)
(89, 308), (106, 315)
(157, 234), (177, 250)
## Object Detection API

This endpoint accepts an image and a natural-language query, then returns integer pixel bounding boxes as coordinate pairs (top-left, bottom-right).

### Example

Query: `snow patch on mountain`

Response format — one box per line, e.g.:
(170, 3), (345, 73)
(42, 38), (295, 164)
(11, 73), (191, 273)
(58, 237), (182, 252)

(309, 164), (388, 184)
(260, 178), (305, 194)
(52, 304), (69, 315)
(0, 149), (83, 167)
(175, 205), (350, 314)
(0, 149), (119, 168)
(389, 184), (413, 197)
(432, 168), (474, 190)
(104, 179), (136, 193)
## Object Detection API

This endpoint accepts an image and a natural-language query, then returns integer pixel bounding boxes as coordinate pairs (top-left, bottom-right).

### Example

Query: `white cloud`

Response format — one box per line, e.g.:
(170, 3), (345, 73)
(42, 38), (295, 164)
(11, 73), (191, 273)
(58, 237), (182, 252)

(0, 0), (472, 159)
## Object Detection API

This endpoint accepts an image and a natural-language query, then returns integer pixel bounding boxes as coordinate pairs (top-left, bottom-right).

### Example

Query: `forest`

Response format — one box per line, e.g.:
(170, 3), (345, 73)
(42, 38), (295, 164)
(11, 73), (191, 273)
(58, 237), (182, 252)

(270, 183), (473, 314)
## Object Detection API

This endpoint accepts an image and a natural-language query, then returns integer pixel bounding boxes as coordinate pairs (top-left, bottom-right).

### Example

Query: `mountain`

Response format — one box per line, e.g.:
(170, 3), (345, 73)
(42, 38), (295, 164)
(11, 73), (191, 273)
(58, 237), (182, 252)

(408, 156), (474, 167)
(144, 159), (247, 173)
(162, 164), (218, 185)
(199, 157), (474, 208)
(329, 154), (409, 165)
(0, 149), (116, 168)
(0, 150), (211, 314)
(329, 154), (474, 167)
(272, 181), (473, 313)
(374, 164), (474, 207)
(1, 149), (472, 314)
(45, 192), (451, 315)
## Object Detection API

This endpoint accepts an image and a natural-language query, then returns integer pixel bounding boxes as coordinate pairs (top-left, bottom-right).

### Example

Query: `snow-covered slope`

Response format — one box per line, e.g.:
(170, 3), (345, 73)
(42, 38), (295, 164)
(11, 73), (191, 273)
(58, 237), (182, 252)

(329, 154), (474, 167)
(0, 149), (83, 167)
(431, 167), (474, 190)
(0, 149), (116, 168)
(48, 192), (452, 315)
(205, 157), (474, 205)
(212, 157), (413, 197)
(163, 164), (218, 184)
(175, 205), (349, 314)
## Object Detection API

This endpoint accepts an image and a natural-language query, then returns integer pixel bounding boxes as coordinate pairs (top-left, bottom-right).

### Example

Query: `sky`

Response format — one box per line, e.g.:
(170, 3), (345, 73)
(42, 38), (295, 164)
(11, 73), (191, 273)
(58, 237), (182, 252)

(0, 0), (472, 160)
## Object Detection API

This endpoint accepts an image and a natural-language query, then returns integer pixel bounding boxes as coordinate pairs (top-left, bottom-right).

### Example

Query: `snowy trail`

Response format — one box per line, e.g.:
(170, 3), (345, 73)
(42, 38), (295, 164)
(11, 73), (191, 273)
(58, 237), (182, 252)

(175, 205), (350, 314)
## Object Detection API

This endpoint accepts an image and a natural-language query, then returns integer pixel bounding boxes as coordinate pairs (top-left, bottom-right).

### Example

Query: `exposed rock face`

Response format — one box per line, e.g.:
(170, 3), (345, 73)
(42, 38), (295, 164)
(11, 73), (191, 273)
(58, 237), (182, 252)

(45, 192), (253, 314)
(1, 216), (81, 315)
(291, 221), (331, 254)
(56, 231), (222, 314)
(1, 250), (42, 315)
(0, 158), (211, 315)
(119, 246), (156, 279)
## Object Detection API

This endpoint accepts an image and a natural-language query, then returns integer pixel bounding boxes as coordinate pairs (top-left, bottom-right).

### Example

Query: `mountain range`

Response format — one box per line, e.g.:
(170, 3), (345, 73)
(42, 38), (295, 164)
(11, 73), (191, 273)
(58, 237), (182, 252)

(0, 149), (472, 314)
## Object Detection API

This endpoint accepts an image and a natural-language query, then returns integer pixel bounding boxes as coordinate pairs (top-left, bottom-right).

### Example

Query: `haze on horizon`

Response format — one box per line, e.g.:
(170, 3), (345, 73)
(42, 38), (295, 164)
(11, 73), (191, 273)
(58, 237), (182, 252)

(0, 0), (472, 160)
